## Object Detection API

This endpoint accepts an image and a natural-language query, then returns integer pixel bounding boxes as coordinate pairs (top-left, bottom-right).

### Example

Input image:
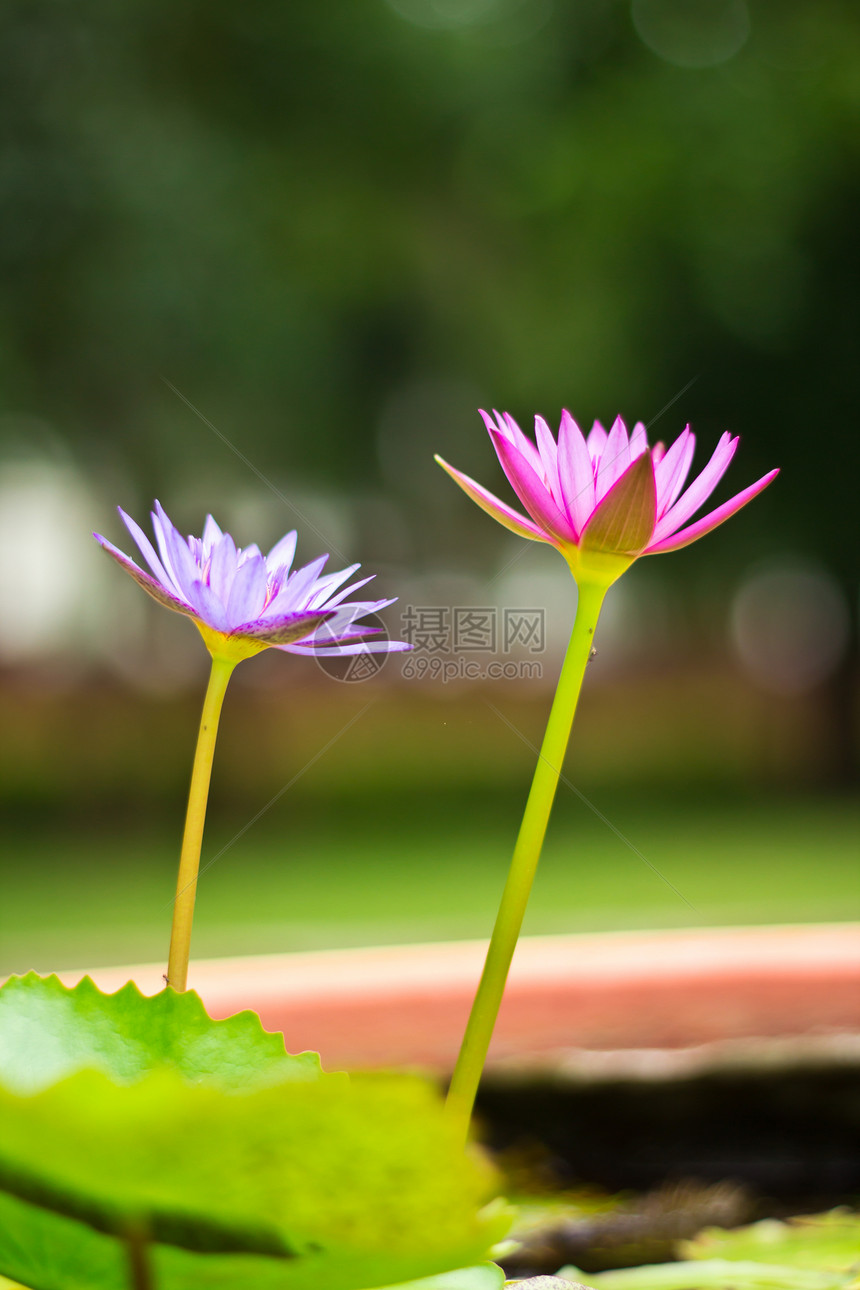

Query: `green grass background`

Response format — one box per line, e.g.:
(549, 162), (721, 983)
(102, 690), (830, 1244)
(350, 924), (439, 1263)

(4, 788), (857, 976)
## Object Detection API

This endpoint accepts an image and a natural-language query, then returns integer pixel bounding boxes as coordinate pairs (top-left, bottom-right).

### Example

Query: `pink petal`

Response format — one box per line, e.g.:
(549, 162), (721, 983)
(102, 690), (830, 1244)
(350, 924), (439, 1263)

(586, 420), (608, 464)
(580, 452), (657, 557)
(652, 433), (737, 543)
(488, 428), (576, 542)
(556, 411), (595, 539)
(435, 455), (548, 542)
(534, 415), (562, 500)
(479, 407), (508, 438)
(629, 421), (649, 460)
(645, 468), (779, 554)
(500, 410), (544, 475)
(654, 428), (696, 518)
(594, 416), (631, 502)
(480, 408), (543, 476)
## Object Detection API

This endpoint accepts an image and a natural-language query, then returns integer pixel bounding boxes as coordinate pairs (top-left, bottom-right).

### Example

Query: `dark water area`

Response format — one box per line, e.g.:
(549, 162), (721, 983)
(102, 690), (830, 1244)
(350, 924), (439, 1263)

(480, 1059), (860, 1207)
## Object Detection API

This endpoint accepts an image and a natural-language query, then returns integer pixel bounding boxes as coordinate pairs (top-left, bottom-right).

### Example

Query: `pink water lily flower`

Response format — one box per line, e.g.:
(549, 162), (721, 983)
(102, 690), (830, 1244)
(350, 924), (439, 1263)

(94, 501), (409, 663)
(437, 411), (778, 588)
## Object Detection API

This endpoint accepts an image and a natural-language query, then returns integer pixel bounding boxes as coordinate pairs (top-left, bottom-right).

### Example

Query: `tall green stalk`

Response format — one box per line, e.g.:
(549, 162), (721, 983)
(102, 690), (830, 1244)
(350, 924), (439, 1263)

(445, 579), (607, 1140)
(166, 654), (237, 991)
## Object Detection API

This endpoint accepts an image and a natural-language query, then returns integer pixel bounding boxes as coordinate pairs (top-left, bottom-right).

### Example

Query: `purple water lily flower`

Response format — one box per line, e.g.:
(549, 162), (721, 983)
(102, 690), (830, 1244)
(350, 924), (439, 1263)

(94, 501), (409, 663)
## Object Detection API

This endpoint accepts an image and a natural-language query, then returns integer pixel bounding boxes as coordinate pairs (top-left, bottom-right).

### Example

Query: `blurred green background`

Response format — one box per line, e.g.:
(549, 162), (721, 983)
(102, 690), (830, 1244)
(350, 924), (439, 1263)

(1, 0), (857, 974)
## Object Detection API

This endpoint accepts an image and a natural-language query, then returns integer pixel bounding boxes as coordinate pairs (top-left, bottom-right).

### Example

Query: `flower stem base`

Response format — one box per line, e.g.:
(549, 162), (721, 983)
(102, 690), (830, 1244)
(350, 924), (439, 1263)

(445, 579), (608, 1140)
(166, 654), (236, 992)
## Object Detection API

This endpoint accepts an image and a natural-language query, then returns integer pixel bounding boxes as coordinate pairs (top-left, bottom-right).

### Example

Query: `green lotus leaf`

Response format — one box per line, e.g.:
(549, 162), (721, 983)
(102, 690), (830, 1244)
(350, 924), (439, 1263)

(558, 1257), (852, 1289)
(0, 1065), (506, 1289)
(681, 1210), (860, 1272)
(390, 1263), (505, 1289)
(0, 972), (321, 1094)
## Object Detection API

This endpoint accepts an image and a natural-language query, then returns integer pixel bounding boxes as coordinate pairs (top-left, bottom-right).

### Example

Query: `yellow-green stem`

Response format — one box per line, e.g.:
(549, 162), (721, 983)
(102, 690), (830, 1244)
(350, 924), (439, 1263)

(123, 1223), (154, 1290)
(166, 654), (236, 991)
(445, 579), (608, 1140)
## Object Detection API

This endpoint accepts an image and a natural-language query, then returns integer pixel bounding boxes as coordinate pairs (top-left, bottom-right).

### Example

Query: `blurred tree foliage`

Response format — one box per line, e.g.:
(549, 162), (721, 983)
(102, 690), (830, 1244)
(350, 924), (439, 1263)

(0, 3), (857, 677)
(0, 0), (856, 489)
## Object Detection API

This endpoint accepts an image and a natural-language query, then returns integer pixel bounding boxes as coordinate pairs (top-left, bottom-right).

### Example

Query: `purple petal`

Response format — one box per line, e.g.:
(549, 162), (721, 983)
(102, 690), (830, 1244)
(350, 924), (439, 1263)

(283, 636), (411, 656)
(231, 609), (335, 644)
(117, 507), (177, 595)
(265, 568), (367, 618)
(306, 563), (362, 608)
(646, 468), (779, 554)
(301, 598), (398, 648)
(208, 532), (238, 606)
(98, 504), (411, 661)
(651, 433), (737, 543)
(94, 536), (196, 617)
(202, 514), (223, 555)
(225, 552), (268, 626)
(326, 596), (396, 626)
(317, 573), (376, 609)
(281, 553), (330, 606)
(435, 456), (546, 542)
(267, 529), (298, 574)
(556, 411), (595, 540)
(149, 501), (184, 583)
(152, 501), (202, 602)
(487, 430), (576, 542)
(184, 578), (231, 631)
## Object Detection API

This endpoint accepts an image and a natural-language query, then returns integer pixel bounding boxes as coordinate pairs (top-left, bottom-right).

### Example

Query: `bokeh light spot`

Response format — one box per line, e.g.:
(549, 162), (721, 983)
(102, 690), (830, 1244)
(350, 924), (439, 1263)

(385, 0), (548, 37)
(731, 561), (851, 695)
(632, 0), (750, 68)
(0, 461), (96, 661)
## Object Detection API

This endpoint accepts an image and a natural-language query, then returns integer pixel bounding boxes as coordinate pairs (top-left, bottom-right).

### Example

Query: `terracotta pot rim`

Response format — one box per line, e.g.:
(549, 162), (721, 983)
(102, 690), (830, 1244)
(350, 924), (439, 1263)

(54, 920), (860, 1003)
(34, 923), (860, 1073)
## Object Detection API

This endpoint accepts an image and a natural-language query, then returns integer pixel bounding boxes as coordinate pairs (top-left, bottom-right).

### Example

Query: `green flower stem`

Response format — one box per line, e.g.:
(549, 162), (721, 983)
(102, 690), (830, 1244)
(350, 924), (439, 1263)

(445, 578), (608, 1139)
(124, 1224), (154, 1290)
(166, 653), (237, 992)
